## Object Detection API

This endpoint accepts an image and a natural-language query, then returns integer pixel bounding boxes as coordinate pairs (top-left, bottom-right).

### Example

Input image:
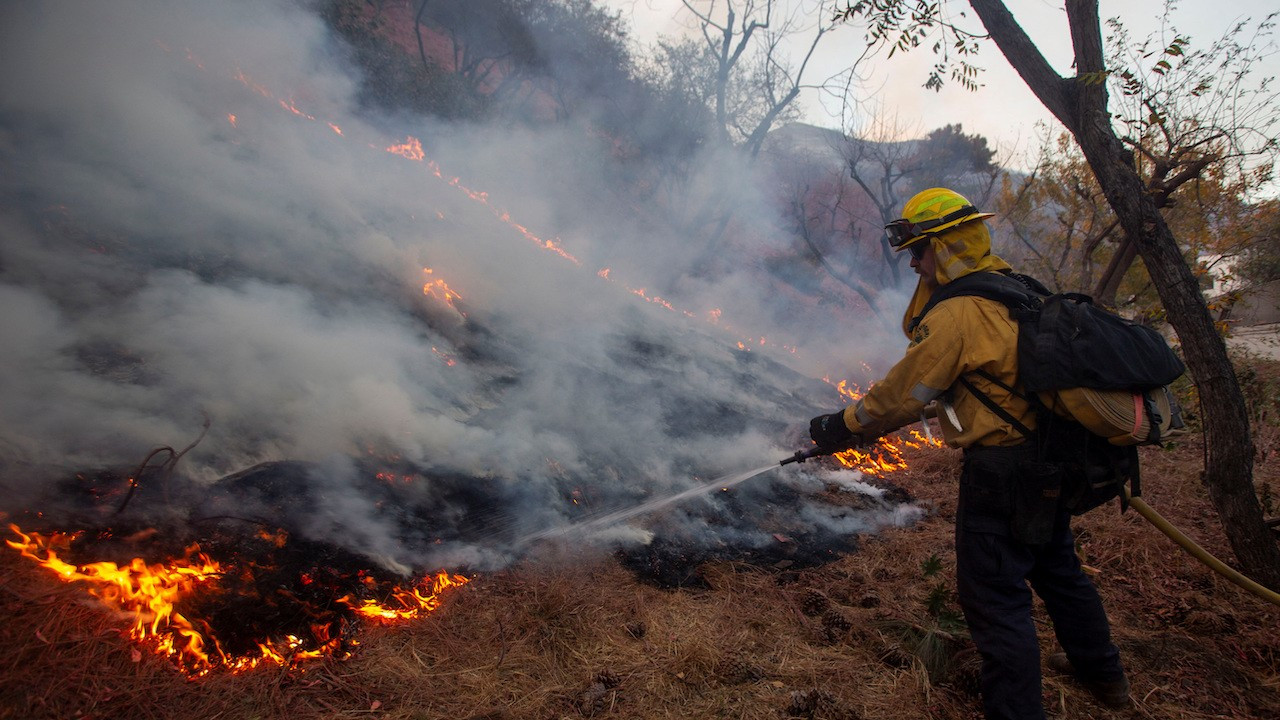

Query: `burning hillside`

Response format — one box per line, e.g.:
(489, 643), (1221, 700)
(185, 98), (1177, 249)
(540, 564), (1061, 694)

(4, 435), (923, 675)
(0, 0), (934, 678)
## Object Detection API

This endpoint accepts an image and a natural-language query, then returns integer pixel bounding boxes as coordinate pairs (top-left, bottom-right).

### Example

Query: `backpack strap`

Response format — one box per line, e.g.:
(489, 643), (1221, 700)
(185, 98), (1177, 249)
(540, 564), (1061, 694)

(906, 270), (1047, 333)
(956, 370), (1036, 440)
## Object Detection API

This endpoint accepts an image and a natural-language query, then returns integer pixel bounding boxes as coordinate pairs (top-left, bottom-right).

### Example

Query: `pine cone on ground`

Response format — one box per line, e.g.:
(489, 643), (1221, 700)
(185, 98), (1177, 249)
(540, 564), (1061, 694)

(594, 669), (621, 689)
(821, 607), (852, 633)
(800, 588), (830, 616)
(786, 688), (865, 719)
(716, 656), (765, 684)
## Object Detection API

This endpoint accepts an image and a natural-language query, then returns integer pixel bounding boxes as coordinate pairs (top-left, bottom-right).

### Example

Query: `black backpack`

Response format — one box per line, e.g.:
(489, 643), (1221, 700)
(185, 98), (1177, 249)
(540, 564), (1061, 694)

(909, 270), (1187, 514)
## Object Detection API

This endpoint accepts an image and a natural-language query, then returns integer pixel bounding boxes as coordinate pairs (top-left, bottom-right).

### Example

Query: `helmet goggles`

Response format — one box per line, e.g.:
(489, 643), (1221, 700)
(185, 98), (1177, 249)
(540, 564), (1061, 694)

(885, 204), (980, 250)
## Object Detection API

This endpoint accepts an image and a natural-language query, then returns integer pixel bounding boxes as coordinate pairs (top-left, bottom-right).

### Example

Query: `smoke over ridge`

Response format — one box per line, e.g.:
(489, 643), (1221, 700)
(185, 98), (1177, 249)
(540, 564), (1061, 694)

(0, 0), (916, 571)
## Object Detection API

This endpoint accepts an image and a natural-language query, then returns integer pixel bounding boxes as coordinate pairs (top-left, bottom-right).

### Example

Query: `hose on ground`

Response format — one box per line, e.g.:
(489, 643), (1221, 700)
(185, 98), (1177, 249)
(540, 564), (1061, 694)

(1124, 488), (1280, 608)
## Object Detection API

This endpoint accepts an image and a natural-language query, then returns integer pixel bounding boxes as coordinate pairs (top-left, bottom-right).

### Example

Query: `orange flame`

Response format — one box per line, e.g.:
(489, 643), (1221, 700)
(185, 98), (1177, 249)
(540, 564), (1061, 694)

(7, 524), (220, 670)
(278, 98), (315, 120)
(627, 287), (677, 312)
(431, 346), (458, 367)
(423, 267), (464, 315)
(183, 48), (205, 71)
(387, 136), (425, 161)
(191, 46), (881, 408)
(831, 432), (943, 477)
(232, 69), (271, 98)
(6, 524), (469, 676)
(340, 572), (469, 621)
(822, 377), (864, 405)
(204, 48), (805, 361)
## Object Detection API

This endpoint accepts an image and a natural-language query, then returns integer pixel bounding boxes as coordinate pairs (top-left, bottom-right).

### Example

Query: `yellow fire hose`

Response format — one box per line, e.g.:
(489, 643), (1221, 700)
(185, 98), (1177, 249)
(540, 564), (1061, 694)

(1123, 489), (1280, 608)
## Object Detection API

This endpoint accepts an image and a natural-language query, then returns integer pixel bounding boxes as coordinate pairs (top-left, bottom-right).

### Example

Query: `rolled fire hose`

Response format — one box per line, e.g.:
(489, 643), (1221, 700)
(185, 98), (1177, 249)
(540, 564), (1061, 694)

(1123, 489), (1280, 608)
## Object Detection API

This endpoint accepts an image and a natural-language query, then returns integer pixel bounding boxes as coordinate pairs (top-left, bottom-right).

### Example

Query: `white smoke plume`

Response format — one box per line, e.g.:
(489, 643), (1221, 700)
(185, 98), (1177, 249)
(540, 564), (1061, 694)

(0, 0), (916, 570)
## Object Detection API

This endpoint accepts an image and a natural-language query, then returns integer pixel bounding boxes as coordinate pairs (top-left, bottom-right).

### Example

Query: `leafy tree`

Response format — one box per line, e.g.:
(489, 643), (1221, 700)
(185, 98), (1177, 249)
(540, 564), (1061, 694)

(1231, 200), (1280, 287)
(1089, 6), (1280, 305)
(994, 130), (1262, 321)
(838, 0), (1280, 588)
(996, 135), (1109, 293)
(906, 123), (997, 191)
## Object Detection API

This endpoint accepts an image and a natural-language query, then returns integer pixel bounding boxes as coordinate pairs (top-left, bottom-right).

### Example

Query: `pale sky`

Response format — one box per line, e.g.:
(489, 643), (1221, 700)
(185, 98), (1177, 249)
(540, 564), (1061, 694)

(605, 1), (1280, 171)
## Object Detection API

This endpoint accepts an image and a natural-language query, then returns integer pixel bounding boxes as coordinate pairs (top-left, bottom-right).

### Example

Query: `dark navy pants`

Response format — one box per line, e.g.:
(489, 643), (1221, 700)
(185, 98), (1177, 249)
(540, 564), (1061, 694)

(957, 448), (1123, 720)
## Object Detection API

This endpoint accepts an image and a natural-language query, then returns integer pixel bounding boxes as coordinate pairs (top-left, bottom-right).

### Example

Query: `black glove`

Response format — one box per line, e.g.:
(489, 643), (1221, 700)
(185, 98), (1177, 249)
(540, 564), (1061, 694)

(809, 411), (856, 450)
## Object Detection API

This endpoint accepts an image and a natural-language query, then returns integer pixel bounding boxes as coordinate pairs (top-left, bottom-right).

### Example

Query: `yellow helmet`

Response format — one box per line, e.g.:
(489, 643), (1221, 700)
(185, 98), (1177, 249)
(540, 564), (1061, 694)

(885, 187), (994, 252)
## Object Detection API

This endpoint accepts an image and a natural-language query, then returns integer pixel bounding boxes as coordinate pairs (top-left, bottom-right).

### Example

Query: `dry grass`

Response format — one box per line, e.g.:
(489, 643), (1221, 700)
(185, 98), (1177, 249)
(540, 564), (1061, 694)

(3, 436), (1279, 720)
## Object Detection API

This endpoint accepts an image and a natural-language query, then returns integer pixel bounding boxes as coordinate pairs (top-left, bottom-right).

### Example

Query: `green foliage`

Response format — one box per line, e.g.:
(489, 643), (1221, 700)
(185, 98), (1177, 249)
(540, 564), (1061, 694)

(920, 553), (965, 631)
(1103, 6), (1280, 202)
(834, 0), (984, 91)
(919, 553), (943, 578)
(876, 552), (968, 685)
(906, 123), (997, 191)
(1231, 201), (1280, 286)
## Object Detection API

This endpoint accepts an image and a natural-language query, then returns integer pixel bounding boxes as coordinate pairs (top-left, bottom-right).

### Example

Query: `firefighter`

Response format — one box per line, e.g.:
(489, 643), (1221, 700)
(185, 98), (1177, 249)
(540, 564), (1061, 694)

(807, 187), (1130, 719)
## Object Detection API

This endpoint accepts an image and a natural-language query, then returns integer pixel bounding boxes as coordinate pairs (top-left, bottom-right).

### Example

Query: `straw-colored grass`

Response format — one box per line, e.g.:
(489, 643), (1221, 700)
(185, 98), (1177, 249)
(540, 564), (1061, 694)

(3, 435), (1279, 720)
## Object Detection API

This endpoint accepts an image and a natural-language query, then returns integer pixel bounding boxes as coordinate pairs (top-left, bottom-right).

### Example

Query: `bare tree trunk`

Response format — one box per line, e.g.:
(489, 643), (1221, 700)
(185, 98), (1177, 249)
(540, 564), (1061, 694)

(414, 0), (430, 68)
(969, 0), (1280, 588)
(1092, 234), (1139, 306)
(789, 199), (886, 317)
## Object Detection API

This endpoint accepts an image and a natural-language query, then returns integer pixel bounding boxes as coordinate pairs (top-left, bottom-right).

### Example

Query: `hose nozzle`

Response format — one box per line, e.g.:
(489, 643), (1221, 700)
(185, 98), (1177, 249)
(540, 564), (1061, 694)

(779, 446), (827, 466)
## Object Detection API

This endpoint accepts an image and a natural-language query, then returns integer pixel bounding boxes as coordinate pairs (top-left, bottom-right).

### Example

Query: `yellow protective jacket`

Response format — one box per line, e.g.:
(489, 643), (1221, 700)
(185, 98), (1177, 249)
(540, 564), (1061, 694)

(839, 222), (1036, 448)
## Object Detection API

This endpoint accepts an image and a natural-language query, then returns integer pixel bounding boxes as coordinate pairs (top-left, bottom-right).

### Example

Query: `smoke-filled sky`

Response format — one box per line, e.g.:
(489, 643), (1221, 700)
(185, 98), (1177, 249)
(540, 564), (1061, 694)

(0, 0), (917, 570)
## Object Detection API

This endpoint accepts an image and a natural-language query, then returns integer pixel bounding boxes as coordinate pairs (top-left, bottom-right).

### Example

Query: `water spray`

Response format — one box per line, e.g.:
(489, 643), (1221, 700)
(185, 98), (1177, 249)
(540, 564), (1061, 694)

(516, 463), (779, 546)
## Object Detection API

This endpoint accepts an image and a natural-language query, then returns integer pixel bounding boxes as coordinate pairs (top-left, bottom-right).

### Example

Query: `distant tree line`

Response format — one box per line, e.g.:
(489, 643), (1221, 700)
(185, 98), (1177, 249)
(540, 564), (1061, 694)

(320, 0), (712, 163)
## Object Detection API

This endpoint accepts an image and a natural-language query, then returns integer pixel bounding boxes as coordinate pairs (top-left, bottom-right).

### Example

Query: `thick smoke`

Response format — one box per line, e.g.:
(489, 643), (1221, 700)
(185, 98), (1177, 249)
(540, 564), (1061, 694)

(0, 0), (915, 570)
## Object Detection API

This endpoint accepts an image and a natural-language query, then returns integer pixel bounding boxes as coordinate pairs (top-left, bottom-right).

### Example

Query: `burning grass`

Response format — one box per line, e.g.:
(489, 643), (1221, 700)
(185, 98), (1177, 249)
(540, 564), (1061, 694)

(3, 437), (1280, 720)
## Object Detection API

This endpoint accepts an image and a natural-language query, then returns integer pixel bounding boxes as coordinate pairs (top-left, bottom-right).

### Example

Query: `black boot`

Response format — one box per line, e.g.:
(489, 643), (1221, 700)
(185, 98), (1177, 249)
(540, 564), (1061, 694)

(1047, 652), (1131, 709)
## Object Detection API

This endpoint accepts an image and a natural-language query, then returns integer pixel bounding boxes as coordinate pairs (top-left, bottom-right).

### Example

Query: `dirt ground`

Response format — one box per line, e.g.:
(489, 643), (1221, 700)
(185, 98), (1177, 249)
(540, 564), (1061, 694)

(2, 434), (1279, 720)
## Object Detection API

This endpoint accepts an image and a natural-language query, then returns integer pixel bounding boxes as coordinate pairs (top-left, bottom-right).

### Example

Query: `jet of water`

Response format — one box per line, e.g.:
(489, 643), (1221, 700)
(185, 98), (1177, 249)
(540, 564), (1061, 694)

(515, 463), (780, 546)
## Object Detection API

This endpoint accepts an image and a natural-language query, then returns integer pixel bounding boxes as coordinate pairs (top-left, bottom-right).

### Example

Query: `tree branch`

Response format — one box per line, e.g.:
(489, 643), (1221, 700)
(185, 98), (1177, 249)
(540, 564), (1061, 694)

(967, 0), (1074, 127)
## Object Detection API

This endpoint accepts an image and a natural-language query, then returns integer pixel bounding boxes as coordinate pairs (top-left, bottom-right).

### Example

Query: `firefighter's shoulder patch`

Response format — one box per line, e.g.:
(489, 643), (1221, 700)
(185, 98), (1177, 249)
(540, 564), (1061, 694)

(909, 322), (931, 347)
